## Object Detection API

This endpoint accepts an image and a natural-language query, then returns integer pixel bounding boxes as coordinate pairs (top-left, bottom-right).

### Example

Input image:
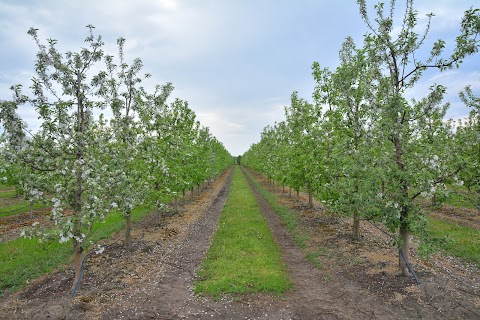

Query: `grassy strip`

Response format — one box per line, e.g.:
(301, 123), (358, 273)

(243, 169), (309, 249)
(0, 205), (154, 296)
(195, 166), (291, 296)
(0, 189), (16, 199)
(244, 169), (329, 269)
(0, 202), (48, 218)
(427, 217), (480, 266)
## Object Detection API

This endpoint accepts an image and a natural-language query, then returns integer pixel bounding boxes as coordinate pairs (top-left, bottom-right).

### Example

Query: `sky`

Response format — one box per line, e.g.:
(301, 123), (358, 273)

(0, 0), (479, 156)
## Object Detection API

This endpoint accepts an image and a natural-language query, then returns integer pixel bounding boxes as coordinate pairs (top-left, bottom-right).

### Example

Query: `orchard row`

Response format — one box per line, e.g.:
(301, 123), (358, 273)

(0, 26), (232, 289)
(243, 1), (479, 276)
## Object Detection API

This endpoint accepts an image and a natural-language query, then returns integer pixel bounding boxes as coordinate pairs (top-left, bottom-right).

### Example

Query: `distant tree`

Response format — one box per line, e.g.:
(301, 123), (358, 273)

(456, 85), (480, 213)
(284, 92), (323, 207)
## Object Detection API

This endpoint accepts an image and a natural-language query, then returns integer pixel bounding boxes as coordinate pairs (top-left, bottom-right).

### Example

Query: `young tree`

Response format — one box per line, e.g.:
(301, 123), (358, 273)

(0, 26), (120, 290)
(99, 38), (163, 249)
(314, 37), (380, 239)
(357, 0), (480, 275)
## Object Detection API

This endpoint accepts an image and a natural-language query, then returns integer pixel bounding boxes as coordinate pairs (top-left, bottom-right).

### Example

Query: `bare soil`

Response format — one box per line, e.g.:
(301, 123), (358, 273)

(0, 167), (479, 319)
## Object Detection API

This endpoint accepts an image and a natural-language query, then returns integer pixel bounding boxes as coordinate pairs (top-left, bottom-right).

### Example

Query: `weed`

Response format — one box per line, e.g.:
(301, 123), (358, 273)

(323, 274), (333, 282)
(306, 252), (324, 269)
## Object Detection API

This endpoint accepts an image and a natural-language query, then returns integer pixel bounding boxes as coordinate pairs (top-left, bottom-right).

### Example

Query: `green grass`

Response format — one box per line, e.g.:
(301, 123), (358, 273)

(427, 217), (480, 266)
(0, 205), (154, 296)
(195, 166), (291, 296)
(444, 191), (477, 209)
(0, 237), (72, 295)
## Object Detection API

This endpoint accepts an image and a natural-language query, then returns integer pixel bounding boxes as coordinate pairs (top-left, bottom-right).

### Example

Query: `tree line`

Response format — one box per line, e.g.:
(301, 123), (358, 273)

(0, 26), (232, 290)
(243, 1), (479, 276)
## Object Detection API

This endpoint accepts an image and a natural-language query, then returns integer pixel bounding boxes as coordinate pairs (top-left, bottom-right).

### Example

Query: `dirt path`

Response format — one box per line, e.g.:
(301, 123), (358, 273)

(242, 168), (396, 319)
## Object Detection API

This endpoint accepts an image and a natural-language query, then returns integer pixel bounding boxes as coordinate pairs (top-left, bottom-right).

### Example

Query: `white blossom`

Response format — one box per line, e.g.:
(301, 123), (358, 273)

(95, 246), (105, 254)
(59, 234), (69, 243)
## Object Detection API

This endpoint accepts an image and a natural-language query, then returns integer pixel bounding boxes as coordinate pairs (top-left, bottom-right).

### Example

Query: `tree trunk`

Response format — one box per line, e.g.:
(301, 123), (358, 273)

(72, 74), (86, 292)
(282, 185), (285, 193)
(352, 184), (360, 239)
(399, 221), (410, 276)
(394, 135), (411, 277)
(183, 189), (186, 205)
(296, 189), (299, 198)
(307, 182), (313, 208)
(352, 211), (360, 240)
(71, 219), (83, 292)
(191, 188), (194, 201)
(174, 196), (179, 213)
(29, 201), (33, 219)
(156, 208), (161, 227)
(289, 187), (292, 197)
(125, 213), (132, 250)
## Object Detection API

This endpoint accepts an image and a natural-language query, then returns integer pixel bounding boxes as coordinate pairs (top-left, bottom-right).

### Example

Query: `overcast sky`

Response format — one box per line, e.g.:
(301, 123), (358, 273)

(1, 0), (479, 156)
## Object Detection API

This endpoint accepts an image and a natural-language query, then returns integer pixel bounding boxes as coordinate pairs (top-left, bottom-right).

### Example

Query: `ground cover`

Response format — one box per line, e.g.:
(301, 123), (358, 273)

(195, 166), (290, 296)
(426, 217), (480, 265)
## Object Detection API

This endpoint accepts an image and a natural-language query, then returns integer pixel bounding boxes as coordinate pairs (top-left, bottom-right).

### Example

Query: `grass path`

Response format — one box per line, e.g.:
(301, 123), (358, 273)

(195, 166), (291, 296)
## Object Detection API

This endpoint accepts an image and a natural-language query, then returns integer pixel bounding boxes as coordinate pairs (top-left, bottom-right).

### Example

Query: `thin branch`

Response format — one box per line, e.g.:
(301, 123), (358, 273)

(411, 166), (465, 200)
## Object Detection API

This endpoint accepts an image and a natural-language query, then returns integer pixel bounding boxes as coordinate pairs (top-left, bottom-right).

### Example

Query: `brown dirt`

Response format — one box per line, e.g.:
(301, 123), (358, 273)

(0, 167), (479, 319)
(0, 190), (54, 243)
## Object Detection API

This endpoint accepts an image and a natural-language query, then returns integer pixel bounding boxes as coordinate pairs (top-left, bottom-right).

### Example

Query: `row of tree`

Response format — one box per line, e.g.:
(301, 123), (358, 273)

(0, 26), (232, 290)
(243, 1), (479, 276)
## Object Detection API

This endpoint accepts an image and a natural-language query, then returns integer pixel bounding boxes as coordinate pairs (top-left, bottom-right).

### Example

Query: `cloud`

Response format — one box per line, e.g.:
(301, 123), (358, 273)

(1, 0), (478, 157)
(405, 68), (480, 119)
